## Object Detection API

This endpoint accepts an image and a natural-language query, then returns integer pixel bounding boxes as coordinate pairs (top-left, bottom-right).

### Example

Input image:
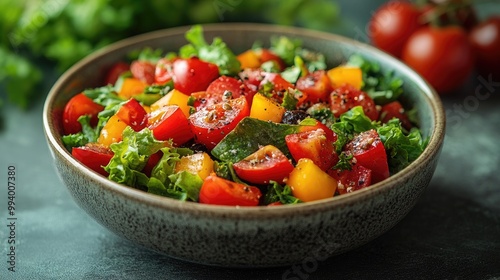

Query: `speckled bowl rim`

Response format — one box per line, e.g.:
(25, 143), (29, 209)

(43, 23), (445, 219)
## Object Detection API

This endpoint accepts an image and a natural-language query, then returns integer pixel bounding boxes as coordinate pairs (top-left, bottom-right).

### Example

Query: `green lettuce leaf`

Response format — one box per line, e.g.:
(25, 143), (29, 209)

(347, 54), (403, 105)
(180, 25), (240, 76)
(263, 181), (301, 205)
(331, 106), (377, 153)
(377, 119), (427, 173)
(61, 115), (97, 150)
(105, 127), (165, 187)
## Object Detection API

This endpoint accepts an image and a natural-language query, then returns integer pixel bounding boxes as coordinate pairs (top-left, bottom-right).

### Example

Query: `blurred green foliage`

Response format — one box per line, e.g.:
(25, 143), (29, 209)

(0, 0), (340, 110)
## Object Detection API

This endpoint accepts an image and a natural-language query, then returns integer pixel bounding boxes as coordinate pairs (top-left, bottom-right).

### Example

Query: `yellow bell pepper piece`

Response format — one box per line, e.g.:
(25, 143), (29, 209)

(237, 50), (261, 69)
(175, 152), (214, 180)
(150, 89), (191, 117)
(97, 115), (128, 147)
(249, 93), (286, 123)
(327, 66), (363, 90)
(118, 78), (148, 99)
(287, 158), (337, 202)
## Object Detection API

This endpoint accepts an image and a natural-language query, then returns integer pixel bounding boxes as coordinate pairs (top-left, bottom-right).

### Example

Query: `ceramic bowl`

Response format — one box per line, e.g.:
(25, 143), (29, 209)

(43, 23), (445, 267)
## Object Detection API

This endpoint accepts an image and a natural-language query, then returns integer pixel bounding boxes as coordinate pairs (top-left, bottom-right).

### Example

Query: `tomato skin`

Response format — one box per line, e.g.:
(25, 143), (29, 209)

(233, 145), (294, 185)
(142, 151), (163, 177)
(369, 1), (422, 57)
(295, 70), (332, 104)
(199, 174), (262, 206)
(72, 143), (114, 176)
(172, 58), (220, 94)
(299, 119), (338, 143)
(379, 101), (412, 130)
(259, 49), (287, 71)
(148, 105), (194, 146)
(189, 96), (250, 150)
(130, 60), (156, 84)
(104, 62), (129, 85)
(204, 76), (253, 108)
(469, 17), (500, 80)
(329, 85), (379, 121)
(116, 98), (148, 132)
(402, 26), (474, 94)
(345, 129), (389, 184)
(154, 58), (175, 85)
(329, 164), (372, 195)
(285, 128), (338, 171)
(63, 93), (104, 135)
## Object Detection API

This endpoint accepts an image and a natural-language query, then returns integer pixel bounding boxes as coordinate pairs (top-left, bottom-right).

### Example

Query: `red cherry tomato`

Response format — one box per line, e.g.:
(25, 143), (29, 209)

(379, 101), (412, 130)
(142, 151), (163, 177)
(63, 93), (104, 135)
(233, 145), (294, 185)
(344, 129), (389, 184)
(172, 58), (219, 94)
(199, 174), (262, 206)
(104, 62), (129, 85)
(72, 143), (114, 176)
(329, 164), (372, 195)
(148, 105), (194, 146)
(115, 98), (148, 132)
(130, 60), (156, 85)
(329, 84), (379, 121)
(469, 17), (500, 79)
(203, 76), (254, 108)
(295, 70), (332, 104)
(298, 119), (338, 143)
(154, 58), (175, 85)
(189, 96), (250, 150)
(369, 1), (422, 57)
(285, 128), (338, 171)
(401, 26), (474, 94)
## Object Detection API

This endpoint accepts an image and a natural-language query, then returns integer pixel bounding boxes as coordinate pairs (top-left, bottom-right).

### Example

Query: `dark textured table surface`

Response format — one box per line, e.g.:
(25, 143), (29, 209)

(1, 1), (500, 279)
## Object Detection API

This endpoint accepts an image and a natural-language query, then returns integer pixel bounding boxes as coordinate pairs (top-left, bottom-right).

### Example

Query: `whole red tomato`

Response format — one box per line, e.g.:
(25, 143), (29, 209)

(369, 1), (422, 57)
(402, 26), (474, 94)
(469, 17), (500, 79)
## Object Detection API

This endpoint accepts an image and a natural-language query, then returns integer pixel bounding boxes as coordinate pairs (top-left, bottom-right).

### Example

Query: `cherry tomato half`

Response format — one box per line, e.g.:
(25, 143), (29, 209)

(189, 96), (250, 150)
(130, 60), (156, 85)
(148, 105), (194, 146)
(72, 143), (114, 176)
(296, 70), (332, 104)
(63, 93), (104, 135)
(199, 174), (262, 206)
(329, 84), (379, 121)
(233, 145), (294, 185)
(329, 164), (372, 195)
(344, 129), (389, 184)
(285, 128), (338, 171)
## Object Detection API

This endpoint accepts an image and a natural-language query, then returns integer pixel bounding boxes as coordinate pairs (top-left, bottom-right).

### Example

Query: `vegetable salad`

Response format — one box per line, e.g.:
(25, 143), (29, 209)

(62, 25), (427, 206)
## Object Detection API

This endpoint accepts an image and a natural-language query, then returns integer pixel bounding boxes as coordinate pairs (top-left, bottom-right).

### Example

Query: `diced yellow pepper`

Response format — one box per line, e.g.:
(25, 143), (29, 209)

(287, 158), (337, 202)
(327, 66), (363, 90)
(97, 115), (128, 147)
(118, 78), (148, 99)
(175, 152), (214, 180)
(249, 93), (286, 123)
(237, 50), (261, 69)
(151, 89), (191, 117)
